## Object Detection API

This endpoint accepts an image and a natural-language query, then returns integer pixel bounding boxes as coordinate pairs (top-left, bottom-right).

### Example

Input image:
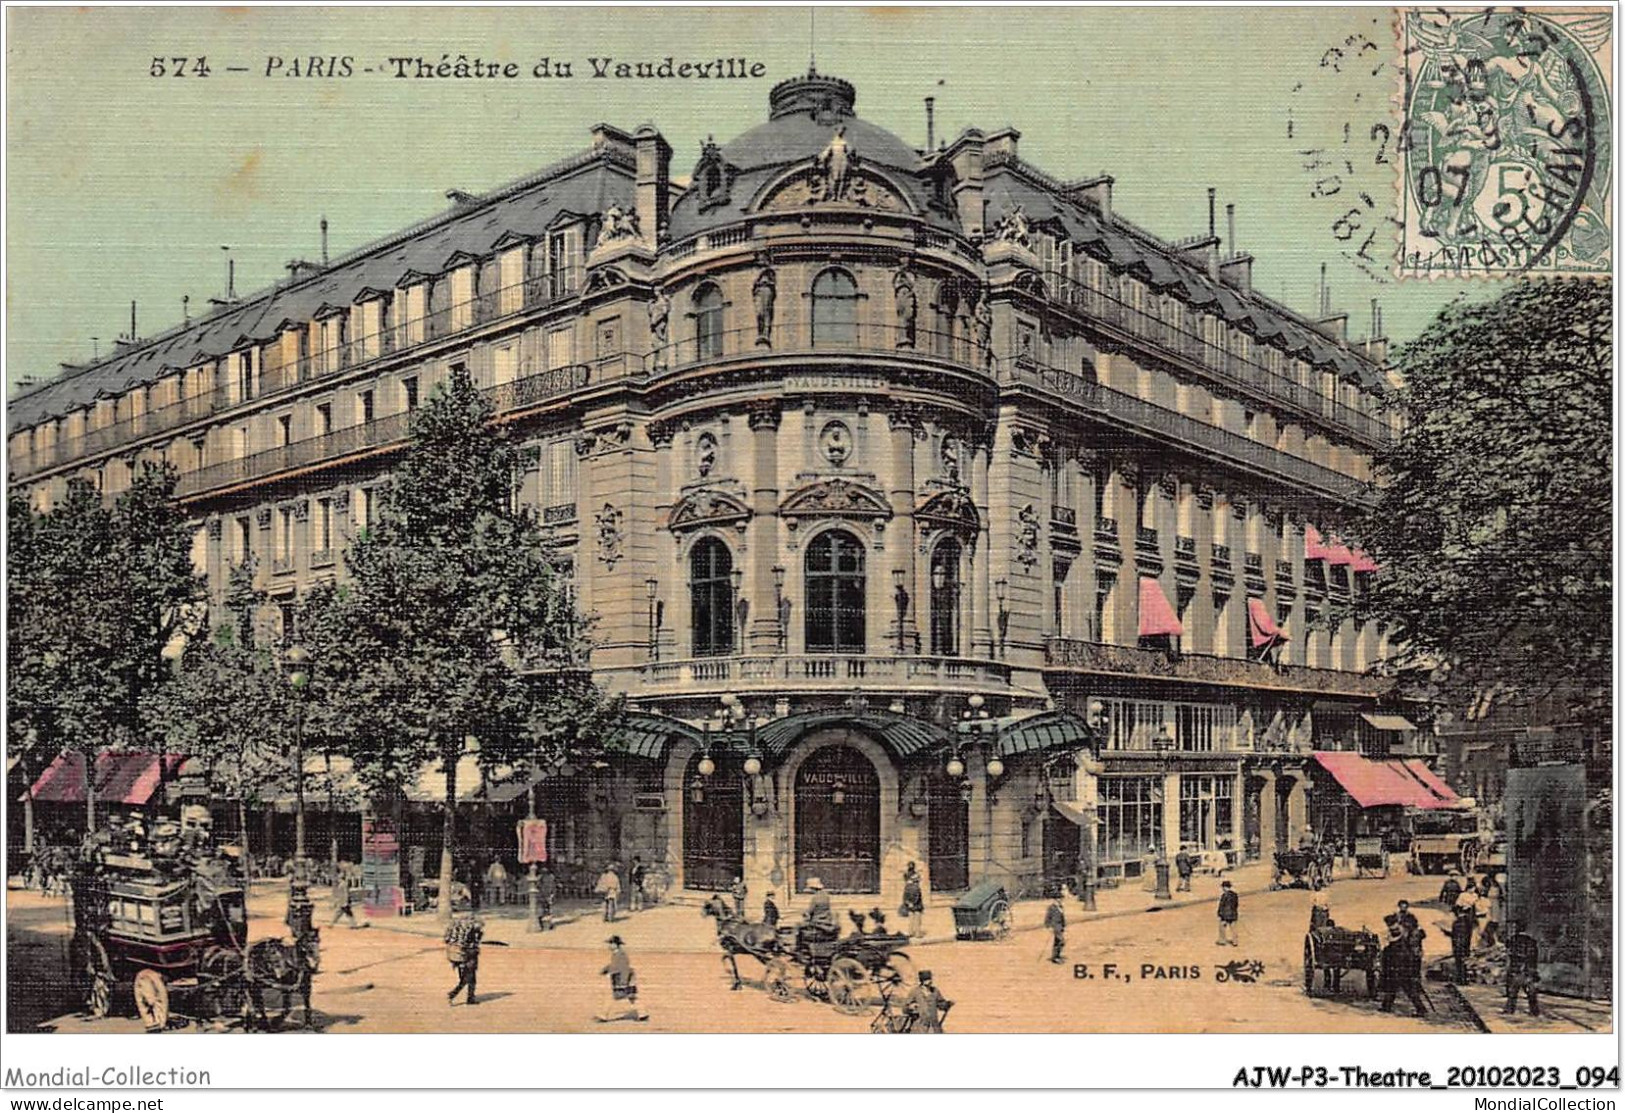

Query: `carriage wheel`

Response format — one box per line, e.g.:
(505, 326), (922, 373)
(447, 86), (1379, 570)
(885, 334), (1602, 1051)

(133, 969), (171, 1033)
(1302, 939), (1317, 996)
(827, 957), (873, 1014)
(70, 934), (114, 1019)
(988, 899), (1013, 940)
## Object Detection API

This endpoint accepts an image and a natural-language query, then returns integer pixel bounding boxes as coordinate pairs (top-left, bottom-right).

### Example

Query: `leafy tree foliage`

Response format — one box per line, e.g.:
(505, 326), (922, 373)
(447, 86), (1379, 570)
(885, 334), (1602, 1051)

(1358, 279), (1611, 727)
(143, 562), (296, 862)
(6, 463), (204, 829)
(298, 367), (620, 916)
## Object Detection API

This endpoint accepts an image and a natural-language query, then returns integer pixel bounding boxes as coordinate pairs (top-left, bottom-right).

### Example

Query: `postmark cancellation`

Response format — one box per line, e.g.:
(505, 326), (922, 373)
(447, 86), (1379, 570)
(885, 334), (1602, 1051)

(1397, 7), (1613, 279)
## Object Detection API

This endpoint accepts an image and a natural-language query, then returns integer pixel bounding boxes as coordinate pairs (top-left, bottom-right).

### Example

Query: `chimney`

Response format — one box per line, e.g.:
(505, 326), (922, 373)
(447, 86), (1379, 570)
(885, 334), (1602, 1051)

(321, 216), (329, 265)
(984, 126), (1020, 163)
(925, 96), (935, 153)
(632, 124), (672, 245)
(1067, 174), (1114, 221)
(1226, 204), (1236, 256)
(182, 294), (190, 325)
(1365, 298), (1390, 363)
(130, 300), (137, 343)
(944, 128), (987, 237)
(1207, 188), (1216, 239)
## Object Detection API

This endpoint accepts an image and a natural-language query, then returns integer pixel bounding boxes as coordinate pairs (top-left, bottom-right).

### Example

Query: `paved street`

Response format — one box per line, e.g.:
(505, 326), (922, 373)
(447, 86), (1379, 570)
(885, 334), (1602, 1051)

(7, 869), (1604, 1035)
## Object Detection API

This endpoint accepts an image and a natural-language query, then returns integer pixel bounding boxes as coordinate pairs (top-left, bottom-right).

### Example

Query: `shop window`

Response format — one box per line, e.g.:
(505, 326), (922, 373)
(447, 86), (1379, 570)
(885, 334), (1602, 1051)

(805, 529), (866, 653)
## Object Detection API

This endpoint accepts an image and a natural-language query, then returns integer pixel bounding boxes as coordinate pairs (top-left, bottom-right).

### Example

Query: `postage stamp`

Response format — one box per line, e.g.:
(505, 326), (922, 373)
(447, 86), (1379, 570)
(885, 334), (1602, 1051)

(1396, 7), (1614, 279)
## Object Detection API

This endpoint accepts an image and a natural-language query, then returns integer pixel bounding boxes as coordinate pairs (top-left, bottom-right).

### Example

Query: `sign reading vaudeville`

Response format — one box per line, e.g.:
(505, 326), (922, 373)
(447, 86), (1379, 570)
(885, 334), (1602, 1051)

(517, 818), (549, 864)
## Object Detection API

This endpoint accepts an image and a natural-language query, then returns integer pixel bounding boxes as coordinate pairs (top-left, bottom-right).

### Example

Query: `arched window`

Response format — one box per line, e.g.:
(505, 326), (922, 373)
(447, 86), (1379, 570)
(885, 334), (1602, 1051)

(694, 284), (724, 360)
(805, 529), (865, 653)
(929, 538), (962, 656)
(690, 537), (735, 657)
(811, 269), (858, 347)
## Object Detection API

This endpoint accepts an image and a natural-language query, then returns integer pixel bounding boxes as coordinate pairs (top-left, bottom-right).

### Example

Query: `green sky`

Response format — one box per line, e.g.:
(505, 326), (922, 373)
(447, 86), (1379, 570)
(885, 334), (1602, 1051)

(6, 5), (1495, 394)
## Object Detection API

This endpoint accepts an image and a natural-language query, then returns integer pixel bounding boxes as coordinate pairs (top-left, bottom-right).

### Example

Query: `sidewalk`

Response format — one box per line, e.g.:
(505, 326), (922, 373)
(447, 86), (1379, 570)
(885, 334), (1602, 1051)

(306, 858), (1288, 953)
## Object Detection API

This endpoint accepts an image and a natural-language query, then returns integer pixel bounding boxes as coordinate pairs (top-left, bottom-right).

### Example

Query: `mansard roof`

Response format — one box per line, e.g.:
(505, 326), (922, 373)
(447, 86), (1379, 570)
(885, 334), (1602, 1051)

(9, 151), (633, 435)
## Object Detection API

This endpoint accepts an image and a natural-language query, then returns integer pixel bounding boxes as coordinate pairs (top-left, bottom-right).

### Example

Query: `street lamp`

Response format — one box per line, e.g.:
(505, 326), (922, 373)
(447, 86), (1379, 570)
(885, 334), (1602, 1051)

(891, 568), (909, 655)
(283, 642), (312, 929)
(645, 578), (660, 662)
(994, 577), (1010, 659)
(772, 565), (787, 652)
(731, 567), (747, 655)
(1151, 724), (1176, 901)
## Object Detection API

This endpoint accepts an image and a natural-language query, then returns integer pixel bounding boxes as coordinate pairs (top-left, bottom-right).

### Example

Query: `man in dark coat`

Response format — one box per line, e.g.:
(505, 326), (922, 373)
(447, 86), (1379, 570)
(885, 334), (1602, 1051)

(1216, 881), (1239, 946)
(536, 866), (557, 931)
(903, 969), (953, 1033)
(1379, 916), (1427, 1015)
(761, 890), (780, 928)
(1504, 923), (1541, 1016)
(1175, 846), (1195, 892)
(1450, 902), (1476, 984)
(1044, 896), (1067, 963)
(901, 862), (925, 937)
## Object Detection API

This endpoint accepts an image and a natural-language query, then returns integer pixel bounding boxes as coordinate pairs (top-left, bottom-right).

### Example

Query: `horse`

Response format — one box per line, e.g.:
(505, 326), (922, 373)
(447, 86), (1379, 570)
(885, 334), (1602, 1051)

(701, 894), (785, 991)
(242, 930), (320, 1030)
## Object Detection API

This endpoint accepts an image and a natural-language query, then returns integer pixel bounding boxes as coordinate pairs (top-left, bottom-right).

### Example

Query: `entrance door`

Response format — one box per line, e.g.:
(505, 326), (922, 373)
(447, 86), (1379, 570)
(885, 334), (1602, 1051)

(927, 778), (969, 892)
(1043, 808), (1081, 896)
(795, 745), (880, 893)
(683, 754), (742, 891)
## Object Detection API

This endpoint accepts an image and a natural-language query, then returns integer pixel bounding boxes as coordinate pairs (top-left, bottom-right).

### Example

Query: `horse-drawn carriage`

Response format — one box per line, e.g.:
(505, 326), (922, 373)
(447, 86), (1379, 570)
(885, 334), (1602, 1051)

(1271, 843), (1335, 890)
(705, 897), (914, 1014)
(1352, 835), (1391, 879)
(67, 846), (315, 1032)
(1302, 921), (1382, 998)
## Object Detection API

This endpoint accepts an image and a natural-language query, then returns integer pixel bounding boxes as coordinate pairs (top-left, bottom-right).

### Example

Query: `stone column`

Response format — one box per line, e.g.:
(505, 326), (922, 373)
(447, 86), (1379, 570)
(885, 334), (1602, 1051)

(1257, 771), (1279, 863)
(1162, 772), (1181, 857)
(887, 409), (920, 654)
(1190, 485), (1217, 654)
(747, 403), (781, 653)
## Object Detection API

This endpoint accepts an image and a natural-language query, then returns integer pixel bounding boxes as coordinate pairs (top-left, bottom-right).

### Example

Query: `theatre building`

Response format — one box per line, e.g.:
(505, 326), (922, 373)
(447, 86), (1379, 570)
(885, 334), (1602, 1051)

(8, 71), (1414, 905)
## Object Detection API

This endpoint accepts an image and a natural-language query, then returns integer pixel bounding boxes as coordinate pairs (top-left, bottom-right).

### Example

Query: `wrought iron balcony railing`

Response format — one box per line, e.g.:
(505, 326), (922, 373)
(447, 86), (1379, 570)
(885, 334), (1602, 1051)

(1042, 637), (1393, 696)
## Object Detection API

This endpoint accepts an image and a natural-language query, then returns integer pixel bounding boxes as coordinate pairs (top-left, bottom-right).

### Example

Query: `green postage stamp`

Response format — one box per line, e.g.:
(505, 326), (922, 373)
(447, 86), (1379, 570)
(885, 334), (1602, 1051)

(1398, 7), (1613, 278)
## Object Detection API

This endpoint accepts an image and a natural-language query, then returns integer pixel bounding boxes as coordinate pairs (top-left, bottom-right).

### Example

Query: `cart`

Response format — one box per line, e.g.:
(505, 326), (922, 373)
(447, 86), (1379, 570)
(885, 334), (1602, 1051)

(762, 926), (915, 1014)
(1302, 923), (1382, 998)
(68, 852), (250, 1031)
(1353, 835), (1390, 879)
(951, 880), (1014, 941)
(1271, 846), (1331, 890)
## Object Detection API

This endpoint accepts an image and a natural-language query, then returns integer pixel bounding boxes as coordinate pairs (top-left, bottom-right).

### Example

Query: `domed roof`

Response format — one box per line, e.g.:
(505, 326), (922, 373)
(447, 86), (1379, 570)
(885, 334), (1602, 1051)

(719, 71), (922, 172)
(667, 70), (950, 242)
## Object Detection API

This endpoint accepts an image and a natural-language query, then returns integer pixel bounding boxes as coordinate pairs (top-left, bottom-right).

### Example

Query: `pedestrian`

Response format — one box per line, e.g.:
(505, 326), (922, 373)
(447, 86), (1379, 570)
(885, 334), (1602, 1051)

(536, 865), (557, 931)
(486, 858), (510, 906)
(900, 862), (925, 939)
(1175, 845), (1195, 892)
(1450, 902), (1476, 984)
(903, 969), (953, 1033)
(596, 935), (648, 1022)
(802, 878), (837, 942)
(1044, 894), (1066, 963)
(1503, 922), (1541, 1017)
(1216, 880), (1239, 946)
(761, 890), (780, 928)
(729, 874), (747, 919)
(1480, 873), (1504, 948)
(1394, 899), (1421, 940)
(628, 855), (646, 914)
(444, 913), (484, 1006)
(1379, 915), (1427, 1016)
(1438, 873), (1462, 906)
(330, 869), (359, 928)
(595, 862), (622, 922)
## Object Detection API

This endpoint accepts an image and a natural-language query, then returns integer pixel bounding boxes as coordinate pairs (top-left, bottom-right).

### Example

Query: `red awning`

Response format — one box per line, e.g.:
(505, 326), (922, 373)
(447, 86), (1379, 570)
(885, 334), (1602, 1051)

(29, 752), (187, 806)
(1303, 525), (1327, 561)
(1312, 751), (1461, 809)
(1247, 597), (1288, 648)
(1138, 576), (1184, 638)
(1351, 549), (1380, 573)
(1324, 534), (1355, 566)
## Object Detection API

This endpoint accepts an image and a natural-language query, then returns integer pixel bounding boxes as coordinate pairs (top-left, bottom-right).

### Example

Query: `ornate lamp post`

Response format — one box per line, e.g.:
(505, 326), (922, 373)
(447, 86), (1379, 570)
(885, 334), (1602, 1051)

(282, 643), (313, 930)
(772, 565), (787, 653)
(994, 577), (1010, 659)
(891, 568), (909, 655)
(731, 567), (747, 655)
(1151, 724), (1176, 901)
(645, 577), (660, 662)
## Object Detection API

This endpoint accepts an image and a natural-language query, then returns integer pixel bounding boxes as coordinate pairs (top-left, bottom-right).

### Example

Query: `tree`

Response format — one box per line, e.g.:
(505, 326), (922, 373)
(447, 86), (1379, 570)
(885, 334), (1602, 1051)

(143, 561), (296, 864)
(300, 367), (620, 917)
(6, 462), (203, 831)
(1358, 278), (1611, 728)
